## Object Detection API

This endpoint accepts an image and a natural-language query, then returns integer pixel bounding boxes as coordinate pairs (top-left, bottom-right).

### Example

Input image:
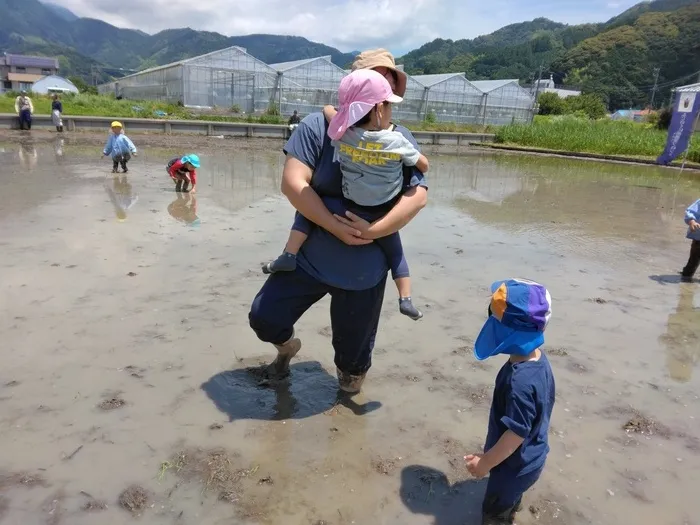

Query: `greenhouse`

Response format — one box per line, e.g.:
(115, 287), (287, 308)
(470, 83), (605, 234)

(411, 73), (486, 124)
(98, 47), (536, 124)
(98, 46), (279, 112)
(470, 80), (534, 125)
(269, 56), (347, 115)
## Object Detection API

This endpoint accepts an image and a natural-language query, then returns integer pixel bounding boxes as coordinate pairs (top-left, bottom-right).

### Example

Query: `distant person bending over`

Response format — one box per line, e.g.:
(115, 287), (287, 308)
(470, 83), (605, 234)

(288, 110), (301, 127)
(262, 70), (429, 320)
(15, 91), (34, 131)
(51, 94), (64, 132)
(102, 121), (137, 173)
(167, 154), (200, 193)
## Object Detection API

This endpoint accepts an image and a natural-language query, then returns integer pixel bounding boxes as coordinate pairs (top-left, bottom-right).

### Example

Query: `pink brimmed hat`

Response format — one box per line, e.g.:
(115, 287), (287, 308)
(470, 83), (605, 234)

(328, 69), (403, 141)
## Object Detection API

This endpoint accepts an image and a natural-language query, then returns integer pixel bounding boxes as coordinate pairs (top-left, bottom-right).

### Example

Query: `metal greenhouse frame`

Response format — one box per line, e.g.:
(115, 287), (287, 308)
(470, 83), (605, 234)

(98, 46), (279, 112)
(471, 80), (535, 125)
(270, 57), (347, 115)
(411, 73), (485, 124)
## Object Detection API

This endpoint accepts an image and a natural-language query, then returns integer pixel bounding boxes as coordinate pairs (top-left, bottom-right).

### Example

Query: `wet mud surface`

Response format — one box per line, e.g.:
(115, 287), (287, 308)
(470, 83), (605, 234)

(0, 134), (699, 524)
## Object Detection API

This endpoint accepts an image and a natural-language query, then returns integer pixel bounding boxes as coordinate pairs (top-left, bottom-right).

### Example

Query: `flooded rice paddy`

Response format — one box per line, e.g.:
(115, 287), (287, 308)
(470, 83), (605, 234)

(0, 134), (699, 525)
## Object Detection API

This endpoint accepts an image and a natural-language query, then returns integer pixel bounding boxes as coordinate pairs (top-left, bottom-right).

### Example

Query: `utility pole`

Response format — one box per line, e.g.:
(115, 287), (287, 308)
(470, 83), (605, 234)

(535, 65), (545, 96)
(650, 67), (660, 109)
(530, 64), (544, 121)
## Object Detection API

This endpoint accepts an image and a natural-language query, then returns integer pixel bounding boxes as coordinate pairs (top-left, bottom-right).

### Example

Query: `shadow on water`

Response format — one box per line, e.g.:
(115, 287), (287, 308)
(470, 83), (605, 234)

(201, 360), (381, 421)
(400, 465), (486, 525)
(649, 274), (689, 285)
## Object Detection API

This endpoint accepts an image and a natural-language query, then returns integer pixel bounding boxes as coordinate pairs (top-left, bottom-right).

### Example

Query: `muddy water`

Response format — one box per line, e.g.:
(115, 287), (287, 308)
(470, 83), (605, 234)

(1, 136), (699, 525)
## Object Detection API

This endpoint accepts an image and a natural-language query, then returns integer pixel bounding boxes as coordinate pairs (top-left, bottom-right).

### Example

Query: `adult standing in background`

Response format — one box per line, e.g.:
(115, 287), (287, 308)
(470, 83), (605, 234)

(15, 91), (34, 131)
(52, 94), (64, 132)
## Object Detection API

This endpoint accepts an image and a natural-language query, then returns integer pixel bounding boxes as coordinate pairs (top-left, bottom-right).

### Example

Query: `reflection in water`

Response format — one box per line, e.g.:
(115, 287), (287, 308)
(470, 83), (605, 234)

(447, 154), (700, 256)
(54, 137), (65, 158)
(660, 285), (700, 382)
(105, 175), (138, 221)
(18, 142), (38, 170)
(167, 193), (199, 226)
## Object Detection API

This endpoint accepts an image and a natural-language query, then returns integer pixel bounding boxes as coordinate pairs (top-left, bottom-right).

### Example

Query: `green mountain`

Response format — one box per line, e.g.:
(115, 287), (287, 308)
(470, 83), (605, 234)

(553, 2), (700, 109)
(0, 0), (357, 79)
(399, 0), (699, 109)
(41, 2), (79, 22)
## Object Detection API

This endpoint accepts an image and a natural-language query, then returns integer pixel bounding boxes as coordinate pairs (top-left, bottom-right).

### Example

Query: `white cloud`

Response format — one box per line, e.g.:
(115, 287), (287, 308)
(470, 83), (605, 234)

(50, 0), (641, 54)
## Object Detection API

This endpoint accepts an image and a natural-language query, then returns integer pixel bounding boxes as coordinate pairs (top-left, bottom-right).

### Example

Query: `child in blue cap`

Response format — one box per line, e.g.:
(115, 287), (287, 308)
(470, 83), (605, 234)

(464, 278), (555, 525)
(167, 154), (200, 193)
(681, 198), (700, 283)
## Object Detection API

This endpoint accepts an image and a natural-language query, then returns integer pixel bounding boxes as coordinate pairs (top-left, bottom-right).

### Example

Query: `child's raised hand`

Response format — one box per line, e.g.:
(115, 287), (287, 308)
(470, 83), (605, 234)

(464, 454), (489, 479)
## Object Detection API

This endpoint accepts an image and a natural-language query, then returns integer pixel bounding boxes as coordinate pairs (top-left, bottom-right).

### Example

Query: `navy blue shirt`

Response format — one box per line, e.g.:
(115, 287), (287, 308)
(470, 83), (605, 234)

(52, 100), (63, 112)
(283, 112), (427, 290)
(485, 352), (555, 476)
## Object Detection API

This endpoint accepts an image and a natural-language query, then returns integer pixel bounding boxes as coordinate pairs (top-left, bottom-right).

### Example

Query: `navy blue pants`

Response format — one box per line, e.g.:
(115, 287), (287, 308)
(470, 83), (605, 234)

(249, 266), (387, 375)
(291, 196), (409, 280)
(18, 109), (31, 130)
(481, 465), (543, 524)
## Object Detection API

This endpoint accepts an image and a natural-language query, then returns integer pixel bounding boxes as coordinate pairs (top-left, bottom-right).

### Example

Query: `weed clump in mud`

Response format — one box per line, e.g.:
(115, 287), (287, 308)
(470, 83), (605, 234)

(0, 472), (48, 490)
(371, 457), (399, 475)
(98, 398), (126, 411)
(623, 411), (671, 438)
(159, 447), (260, 505)
(80, 491), (107, 512)
(118, 485), (149, 513)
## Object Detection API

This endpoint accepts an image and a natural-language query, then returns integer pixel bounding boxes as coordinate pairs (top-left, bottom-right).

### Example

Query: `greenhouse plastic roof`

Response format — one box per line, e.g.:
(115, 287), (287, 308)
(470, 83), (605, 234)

(677, 82), (700, 93)
(270, 56), (333, 71)
(114, 46), (255, 79)
(470, 79), (520, 92)
(412, 73), (467, 87)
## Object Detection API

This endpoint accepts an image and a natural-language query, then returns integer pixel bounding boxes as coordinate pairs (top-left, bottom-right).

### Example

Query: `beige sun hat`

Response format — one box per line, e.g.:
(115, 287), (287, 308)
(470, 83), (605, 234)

(352, 48), (407, 97)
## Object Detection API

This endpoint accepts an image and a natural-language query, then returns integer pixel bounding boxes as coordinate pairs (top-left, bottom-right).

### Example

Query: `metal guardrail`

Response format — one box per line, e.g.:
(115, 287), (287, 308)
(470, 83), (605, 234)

(0, 113), (495, 145)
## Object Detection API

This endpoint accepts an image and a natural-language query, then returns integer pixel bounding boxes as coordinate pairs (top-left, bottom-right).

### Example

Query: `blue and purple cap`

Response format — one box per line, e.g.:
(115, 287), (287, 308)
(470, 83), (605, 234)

(474, 279), (552, 360)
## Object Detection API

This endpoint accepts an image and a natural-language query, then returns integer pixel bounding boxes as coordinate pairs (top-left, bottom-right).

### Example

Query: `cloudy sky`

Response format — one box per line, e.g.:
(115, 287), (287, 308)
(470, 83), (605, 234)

(50, 0), (640, 54)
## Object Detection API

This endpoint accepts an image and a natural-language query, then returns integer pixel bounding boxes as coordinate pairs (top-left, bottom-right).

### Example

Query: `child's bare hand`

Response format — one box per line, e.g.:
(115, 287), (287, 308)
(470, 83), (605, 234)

(690, 220), (700, 232)
(465, 454), (489, 479)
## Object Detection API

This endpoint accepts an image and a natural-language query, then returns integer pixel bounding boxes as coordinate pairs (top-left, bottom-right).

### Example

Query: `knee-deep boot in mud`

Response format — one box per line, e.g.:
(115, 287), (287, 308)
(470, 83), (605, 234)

(265, 331), (301, 379)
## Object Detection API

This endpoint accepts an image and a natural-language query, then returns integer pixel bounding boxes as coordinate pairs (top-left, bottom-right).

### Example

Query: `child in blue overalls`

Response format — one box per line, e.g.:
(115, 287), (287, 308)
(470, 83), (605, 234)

(464, 279), (556, 525)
